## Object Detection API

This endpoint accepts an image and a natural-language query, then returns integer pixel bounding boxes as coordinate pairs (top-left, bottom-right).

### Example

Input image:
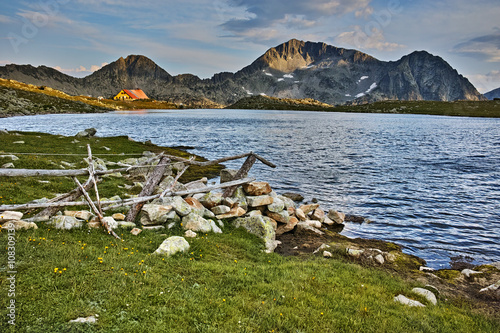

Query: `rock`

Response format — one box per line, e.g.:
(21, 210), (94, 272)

(154, 236), (190, 256)
(75, 128), (97, 138)
(242, 182), (272, 196)
(479, 280), (500, 293)
(246, 195), (273, 207)
(278, 195), (296, 214)
(202, 208), (216, 220)
(0, 211), (23, 222)
(412, 287), (437, 305)
(64, 210), (93, 221)
(87, 221), (101, 229)
(267, 196), (285, 213)
(295, 208), (307, 221)
(345, 214), (367, 223)
(394, 295), (426, 307)
(184, 179), (208, 191)
(313, 244), (331, 254)
(488, 262), (500, 270)
(303, 220), (322, 229)
(323, 251), (333, 258)
(155, 196), (192, 217)
(1, 220), (38, 230)
(50, 216), (83, 230)
(140, 204), (173, 225)
(184, 197), (205, 215)
(275, 216), (298, 236)
(374, 254), (385, 265)
(246, 210), (262, 217)
(461, 269), (483, 278)
(102, 217), (118, 229)
(311, 208), (325, 222)
(69, 315), (97, 324)
(184, 230), (197, 238)
(216, 206), (246, 219)
(142, 225), (165, 231)
(266, 210), (290, 224)
(233, 216), (276, 253)
(220, 169), (239, 183)
(346, 248), (364, 258)
(182, 213), (222, 233)
(420, 266), (435, 272)
(327, 210), (345, 224)
(230, 187), (248, 211)
(322, 216), (335, 225)
(222, 197), (237, 208)
(156, 176), (188, 194)
(299, 204), (319, 215)
(281, 192), (304, 202)
(296, 221), (324, 236)
(130, 228), (142, 235)
(112, 213), (126, 221)
(118, 222), (136, 229)
(198, 192), (223, 209)
(211, 205), (231, 215)
(2, 163), (14, 168)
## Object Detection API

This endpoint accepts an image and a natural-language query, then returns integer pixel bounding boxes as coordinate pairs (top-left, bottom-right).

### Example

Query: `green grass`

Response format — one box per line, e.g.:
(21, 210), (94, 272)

(1, 224), (498, 332)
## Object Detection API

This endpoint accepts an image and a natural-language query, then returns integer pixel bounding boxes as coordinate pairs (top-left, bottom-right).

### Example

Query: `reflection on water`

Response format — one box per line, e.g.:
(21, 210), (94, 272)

(2, 109), (500, 268)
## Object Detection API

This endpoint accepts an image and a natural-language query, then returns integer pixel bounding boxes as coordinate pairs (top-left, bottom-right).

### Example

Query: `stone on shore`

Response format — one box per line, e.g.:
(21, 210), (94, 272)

(154, 236), (190, 257)
(155, 196), (192, 217)
(211, 205), (231, 215)
(267, 196), (285, 213)
(184, 197), (205, 216)
(199, 192), (223, 209)
(182, 213), (222, 233)
(64, 210), (93, 221)
(112, 213), (126, 221)
(281, 192), (304, 202)
(300, 204), (319, 215)
(275, 216), (298, 236)
(242, 182), (272, 196)
(233, 216), (276, 253)
(296, 221), (324, 236)
(311, 208), (325, 222)
(327, 210), (346, 224)
(247, 195), (273, 207)
(216, 206), (246, 219)
(75, 127), (97, 138)
(220, 169), (238, 183)
(266, 210), (290, 224)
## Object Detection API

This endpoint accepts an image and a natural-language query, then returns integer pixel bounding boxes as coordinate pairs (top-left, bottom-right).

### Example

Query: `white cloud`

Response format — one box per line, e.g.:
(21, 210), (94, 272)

(452, 31), (500, 62)
(466, 70), (500, 93)
(53, 63), (109, 76)
(335, 25), (405, 51)
(0, 14), (15, 24)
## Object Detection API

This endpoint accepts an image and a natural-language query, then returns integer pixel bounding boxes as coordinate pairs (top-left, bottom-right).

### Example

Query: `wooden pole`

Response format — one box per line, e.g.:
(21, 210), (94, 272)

(222, 153), (257, 197)
(125, 155), (171, 222)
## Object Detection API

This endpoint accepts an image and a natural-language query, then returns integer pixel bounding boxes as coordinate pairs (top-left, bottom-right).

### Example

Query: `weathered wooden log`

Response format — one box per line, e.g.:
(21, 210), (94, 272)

(0, 177), (256, 211)
(125, 155), (171, 222)
(222, 154), (257, 197)
(73, 177), (121, 240)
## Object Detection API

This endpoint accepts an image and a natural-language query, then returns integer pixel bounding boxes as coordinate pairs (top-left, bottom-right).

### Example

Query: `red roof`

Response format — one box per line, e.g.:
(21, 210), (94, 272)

(123, 89), (148, 99)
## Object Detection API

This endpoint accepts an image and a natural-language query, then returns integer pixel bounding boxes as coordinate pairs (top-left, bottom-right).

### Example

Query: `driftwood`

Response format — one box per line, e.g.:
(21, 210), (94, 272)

(223, 154), (257, 197)
(0, 177), (256, 211)
(125, 155), (171, 222)
(73, 177), (120, 239)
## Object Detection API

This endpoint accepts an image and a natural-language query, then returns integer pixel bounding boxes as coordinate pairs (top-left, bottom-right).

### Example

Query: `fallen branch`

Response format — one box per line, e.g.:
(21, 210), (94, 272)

(73, 177), (121, 240)
(160, 156), (194, 198)
(223, 153), (257, 197)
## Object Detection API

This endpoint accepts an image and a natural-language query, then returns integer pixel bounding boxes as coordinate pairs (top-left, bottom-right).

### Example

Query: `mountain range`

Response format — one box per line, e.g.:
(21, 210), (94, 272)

(0, 39), (488, 106)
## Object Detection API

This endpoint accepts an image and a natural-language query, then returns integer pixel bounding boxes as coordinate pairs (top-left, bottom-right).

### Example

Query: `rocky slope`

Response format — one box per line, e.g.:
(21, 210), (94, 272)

(0, 39), (486, 106)
(485, 87), (500, 100)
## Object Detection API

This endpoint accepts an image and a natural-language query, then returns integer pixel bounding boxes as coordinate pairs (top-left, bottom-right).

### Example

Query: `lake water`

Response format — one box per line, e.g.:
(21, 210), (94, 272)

(2, 109), (499, 268)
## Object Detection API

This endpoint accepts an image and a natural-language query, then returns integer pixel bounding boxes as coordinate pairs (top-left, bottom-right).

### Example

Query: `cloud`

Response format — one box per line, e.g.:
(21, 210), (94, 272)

(452, 31), (500, 62)
(335, 25), (405, 51)
(466, 70), (500, 93)
(0, 14), (15, 24)
(53, 63), (109, 76)
(221, 0), (372, 39)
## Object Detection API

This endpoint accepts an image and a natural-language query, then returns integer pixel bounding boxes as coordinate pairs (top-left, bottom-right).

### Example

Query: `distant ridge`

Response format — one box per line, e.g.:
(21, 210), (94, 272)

(484, 87), (500, 100)
(0, 39), (486, 105)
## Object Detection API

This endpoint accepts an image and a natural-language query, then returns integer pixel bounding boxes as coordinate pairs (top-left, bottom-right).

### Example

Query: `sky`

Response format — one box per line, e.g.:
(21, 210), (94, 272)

(0, 0), (499, 93)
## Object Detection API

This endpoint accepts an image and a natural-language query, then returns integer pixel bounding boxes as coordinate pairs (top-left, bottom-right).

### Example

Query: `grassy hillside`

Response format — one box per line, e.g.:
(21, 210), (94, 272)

(0, 131), (499, 332)
(228, 95), (500, 117)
